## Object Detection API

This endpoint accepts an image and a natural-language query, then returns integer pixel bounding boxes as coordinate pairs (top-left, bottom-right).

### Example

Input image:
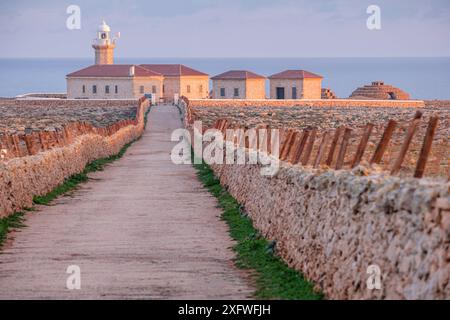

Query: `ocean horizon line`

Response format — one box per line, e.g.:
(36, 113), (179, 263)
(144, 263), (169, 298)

(1, 57), (449, 99)
(1, 56), (450, 60)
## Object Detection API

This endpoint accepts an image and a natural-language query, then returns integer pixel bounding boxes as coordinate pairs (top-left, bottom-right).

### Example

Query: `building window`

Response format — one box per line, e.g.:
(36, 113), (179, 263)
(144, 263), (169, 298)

(115, 85), (118, 94)
(220, 88), (225, 97)
(199, 85), (203, 93)
(140, 85), (144, 94)
(163, 85), (165, 93)
(92, 85), (97, 94)
(234, 88), (239, 97)
(292, 87), (297, 99)
(187, 85), (191, 93)
(152, 85), (157, 94)
(105, 85), (110, 94)
(82, 85), (86, 94)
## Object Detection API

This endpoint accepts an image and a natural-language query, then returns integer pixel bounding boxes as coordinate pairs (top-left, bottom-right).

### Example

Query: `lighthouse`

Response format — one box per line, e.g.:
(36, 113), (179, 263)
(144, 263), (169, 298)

(92, 20), (117, 65)
(67, 19), (210, 101)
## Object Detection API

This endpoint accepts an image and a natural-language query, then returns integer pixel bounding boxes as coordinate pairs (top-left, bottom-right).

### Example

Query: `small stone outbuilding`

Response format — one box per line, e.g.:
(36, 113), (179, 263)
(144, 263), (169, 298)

(268, 70), (323, 99)
(350, 81), (410, 100)
(211, 70), (266, 99)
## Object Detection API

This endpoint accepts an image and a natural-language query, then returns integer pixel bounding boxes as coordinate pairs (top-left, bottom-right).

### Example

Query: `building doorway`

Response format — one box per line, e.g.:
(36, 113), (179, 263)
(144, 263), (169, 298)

(276, 87), (285, 99)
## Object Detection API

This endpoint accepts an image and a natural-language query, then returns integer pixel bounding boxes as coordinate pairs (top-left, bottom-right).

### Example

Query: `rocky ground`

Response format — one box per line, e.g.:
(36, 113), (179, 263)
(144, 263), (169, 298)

(192, 101), (449, 131)
(0, 100), (137, 135)
(191, 100), (449, 178)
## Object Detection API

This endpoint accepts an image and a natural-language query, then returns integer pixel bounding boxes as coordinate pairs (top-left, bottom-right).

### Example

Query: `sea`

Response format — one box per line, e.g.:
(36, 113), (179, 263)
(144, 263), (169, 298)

(0, 57), (449, 100)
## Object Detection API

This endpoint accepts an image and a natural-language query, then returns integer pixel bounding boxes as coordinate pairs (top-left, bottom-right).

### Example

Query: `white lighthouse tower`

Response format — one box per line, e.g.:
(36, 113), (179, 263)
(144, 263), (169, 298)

(92, 20), (118, 65)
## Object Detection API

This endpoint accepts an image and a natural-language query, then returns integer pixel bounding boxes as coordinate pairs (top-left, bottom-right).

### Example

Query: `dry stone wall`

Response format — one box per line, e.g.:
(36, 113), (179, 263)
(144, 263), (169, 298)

(210, 159), (450, 299)
(0, 98), (149, 217)
(181, 97), (450, 299)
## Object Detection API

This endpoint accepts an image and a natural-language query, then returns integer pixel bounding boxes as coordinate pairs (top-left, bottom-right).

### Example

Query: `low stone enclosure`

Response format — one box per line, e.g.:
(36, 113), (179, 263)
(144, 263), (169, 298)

(0, 97), (149, 217)
(350, 81), (410, 100)
(180, 97), (450, 299)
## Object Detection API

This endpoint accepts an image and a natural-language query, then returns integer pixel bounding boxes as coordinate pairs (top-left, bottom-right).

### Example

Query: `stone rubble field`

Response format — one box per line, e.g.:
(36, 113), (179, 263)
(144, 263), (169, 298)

(0, 100), (137, 135)
(192, 101), (449, 132)
(192, 101), (449, 178)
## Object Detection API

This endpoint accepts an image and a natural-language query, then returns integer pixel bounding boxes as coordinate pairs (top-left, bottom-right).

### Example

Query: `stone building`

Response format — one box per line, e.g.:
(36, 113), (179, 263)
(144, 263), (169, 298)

(268, 70), (323, 99)
(140, 64), (209, 102)
(211, 70), (266, 99)
(66, 21), (209, 101)
(350, 81), (410, 100)
(66, 65), (163, 99)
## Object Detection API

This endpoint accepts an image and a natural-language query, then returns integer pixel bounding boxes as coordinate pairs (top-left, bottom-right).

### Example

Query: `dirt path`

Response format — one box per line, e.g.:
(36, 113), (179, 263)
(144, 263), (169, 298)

(0, 104), (254, 299)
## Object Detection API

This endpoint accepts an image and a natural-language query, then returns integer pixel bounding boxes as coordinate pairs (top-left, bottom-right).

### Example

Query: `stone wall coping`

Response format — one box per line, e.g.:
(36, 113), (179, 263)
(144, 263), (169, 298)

(188, 98), (425, 108)
(190, 98), (424, 103)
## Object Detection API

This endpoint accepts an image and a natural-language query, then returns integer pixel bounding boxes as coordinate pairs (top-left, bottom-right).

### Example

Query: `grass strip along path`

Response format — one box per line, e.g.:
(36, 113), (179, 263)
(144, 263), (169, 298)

(193, 158), (323, 300)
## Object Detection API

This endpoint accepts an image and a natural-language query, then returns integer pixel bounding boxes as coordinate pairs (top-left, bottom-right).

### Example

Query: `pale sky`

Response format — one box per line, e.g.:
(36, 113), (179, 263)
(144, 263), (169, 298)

(1, 0), (449, 58)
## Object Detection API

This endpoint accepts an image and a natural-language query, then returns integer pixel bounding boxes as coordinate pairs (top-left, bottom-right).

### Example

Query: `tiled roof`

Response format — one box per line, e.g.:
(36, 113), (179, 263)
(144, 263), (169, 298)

(211, 70), (265, 80)
(139, 64), (208, 77)
(268, 70), (323, 79)
(67, 65), (162, 77)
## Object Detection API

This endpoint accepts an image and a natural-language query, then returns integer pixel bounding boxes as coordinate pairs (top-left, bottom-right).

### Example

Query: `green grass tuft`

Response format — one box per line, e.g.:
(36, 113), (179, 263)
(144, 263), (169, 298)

(32, 140), (134, 205)
(193, 157), (323, 300)
(0, 211), (26, 248)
